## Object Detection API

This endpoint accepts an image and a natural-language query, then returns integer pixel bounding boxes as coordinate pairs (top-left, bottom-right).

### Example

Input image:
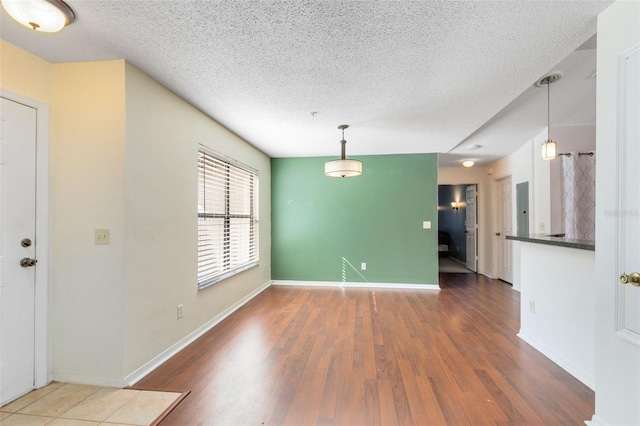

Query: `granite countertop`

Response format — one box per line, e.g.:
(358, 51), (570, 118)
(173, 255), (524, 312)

(506, 234), (595, 251)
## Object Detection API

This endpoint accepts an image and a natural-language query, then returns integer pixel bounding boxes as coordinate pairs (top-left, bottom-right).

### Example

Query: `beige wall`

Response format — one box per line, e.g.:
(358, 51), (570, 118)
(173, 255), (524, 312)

(123, 63), (271, 377)
(51, 60), (128, 383)
(0, 41), (52, 104)
(1, 42), (272, 386)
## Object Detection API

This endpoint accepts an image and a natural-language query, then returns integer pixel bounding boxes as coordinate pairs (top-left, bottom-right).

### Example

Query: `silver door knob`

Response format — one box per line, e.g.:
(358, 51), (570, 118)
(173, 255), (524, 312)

(619, 272), (640, 287)
(20, 257), (37, 268)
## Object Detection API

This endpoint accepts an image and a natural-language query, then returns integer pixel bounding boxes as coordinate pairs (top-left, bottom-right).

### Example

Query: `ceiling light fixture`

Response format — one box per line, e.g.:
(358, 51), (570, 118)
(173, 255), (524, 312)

(535, 73), (562, 161)
(324, 125), (362, 178)
(462, 160), (475, 168)
(1, 0), (75, 33)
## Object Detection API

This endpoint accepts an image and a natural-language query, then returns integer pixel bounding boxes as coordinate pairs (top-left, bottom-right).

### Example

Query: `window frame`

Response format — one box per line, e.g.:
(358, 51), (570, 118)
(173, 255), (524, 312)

(197, 145), (259, 289)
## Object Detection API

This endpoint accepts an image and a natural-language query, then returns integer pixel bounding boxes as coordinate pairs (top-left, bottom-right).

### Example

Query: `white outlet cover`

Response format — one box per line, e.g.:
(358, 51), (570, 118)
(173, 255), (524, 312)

(423, 221), (431, 229)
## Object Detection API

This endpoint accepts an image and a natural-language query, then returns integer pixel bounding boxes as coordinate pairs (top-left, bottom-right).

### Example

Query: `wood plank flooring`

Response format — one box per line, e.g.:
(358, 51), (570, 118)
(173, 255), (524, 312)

(135, 274), (594, 425)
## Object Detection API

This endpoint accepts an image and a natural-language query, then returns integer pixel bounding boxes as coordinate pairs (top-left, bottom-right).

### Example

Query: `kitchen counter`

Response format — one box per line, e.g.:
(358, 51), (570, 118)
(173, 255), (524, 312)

(506, 234), (594, 251)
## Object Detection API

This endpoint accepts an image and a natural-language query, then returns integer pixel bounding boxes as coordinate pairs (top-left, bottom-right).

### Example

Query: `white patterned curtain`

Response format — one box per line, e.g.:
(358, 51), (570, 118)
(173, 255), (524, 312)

(561, 151), (596, 240)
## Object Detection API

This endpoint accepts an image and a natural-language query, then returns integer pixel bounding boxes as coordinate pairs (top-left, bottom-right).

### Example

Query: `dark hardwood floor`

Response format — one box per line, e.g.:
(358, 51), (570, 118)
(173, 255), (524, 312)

(136, 274), (594, 425)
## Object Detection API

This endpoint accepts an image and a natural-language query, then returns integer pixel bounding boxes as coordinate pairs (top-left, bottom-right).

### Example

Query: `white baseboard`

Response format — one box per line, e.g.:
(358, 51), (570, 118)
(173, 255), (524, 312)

(585, 414), (607, 426)
(123, 280), (272, 386)
(517, 330), (594, 390)
(50, 373), (126, 388)
(50, 281), (273, 389)
(122, 280), (272, 386)
(272, 280), (440, 290)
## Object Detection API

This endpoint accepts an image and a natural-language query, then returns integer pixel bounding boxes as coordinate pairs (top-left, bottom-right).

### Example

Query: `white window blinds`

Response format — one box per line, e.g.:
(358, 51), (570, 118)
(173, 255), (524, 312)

(197, 146), (259, 288)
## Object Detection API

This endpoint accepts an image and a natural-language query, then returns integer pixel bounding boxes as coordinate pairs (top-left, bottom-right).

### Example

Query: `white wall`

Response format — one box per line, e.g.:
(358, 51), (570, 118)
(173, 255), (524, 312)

(593, 1), (640, 424)
(517, 243), (595, 389)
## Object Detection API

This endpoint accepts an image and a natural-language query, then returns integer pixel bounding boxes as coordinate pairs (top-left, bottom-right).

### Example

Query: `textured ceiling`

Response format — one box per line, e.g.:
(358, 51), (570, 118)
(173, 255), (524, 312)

(0, 1), (612, 164)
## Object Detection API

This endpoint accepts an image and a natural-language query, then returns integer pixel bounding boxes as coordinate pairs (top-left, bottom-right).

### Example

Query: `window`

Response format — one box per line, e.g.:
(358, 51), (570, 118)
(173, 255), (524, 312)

(197, 146), (259, 288)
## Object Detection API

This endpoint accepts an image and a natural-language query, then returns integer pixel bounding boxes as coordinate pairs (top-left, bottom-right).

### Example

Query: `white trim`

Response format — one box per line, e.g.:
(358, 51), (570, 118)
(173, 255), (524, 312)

(0, 90), (50, 390)
(272, 280), (440, 290)
(614, 41), (640, 345)
(585, 414), (608, 426)
(50, 373), (126, 389)
(517, 330), (594, 390)
(125, 280), (272, 386)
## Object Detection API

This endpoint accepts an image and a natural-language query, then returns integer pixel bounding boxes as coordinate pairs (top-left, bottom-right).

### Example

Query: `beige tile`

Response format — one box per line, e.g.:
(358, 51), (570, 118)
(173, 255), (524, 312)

(60, 389), (139, 422)
(0, 413), (55, 425)
(1, 382), (65, 413)
(19, 384), (100, 417)
(104, 391), (181, 426)
(49, 419), (101, 426)
(0, 413), (11, 420)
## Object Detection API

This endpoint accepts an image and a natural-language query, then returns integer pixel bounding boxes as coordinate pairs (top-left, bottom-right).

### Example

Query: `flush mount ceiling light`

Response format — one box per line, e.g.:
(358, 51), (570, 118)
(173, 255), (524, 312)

(1, 0), (75, 33)
(324, 124), (362, 178)
(535, 73), (562, 160)
(462, 160), (475, 168)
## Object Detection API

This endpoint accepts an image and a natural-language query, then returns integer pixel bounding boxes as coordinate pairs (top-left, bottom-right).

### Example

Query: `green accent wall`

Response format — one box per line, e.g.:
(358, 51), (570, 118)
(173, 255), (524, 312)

(271, 154), (438, 284)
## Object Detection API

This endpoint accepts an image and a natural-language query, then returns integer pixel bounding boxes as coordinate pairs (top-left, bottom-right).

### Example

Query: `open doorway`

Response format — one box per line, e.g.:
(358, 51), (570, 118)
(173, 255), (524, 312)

(438, 184), (477, 274)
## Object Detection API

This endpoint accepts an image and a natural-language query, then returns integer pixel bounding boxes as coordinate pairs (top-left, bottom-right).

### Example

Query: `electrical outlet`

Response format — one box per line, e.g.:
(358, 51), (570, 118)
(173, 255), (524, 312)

(361, 262), (367, 271)
(529, 300), (535, 314)
(94, 229), (110, 245)
(177, 304), (184, 319)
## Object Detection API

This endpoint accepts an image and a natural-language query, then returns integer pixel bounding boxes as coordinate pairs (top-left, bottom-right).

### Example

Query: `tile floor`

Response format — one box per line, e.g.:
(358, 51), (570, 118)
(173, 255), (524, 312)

(0, 383), (183, 426)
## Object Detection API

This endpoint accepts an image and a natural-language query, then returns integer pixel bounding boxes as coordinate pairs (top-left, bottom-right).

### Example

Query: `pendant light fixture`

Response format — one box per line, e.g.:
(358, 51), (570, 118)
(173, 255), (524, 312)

(536, 73), (562, 160)
(324, 124), (362, 178)
(1, 0), (75, 33)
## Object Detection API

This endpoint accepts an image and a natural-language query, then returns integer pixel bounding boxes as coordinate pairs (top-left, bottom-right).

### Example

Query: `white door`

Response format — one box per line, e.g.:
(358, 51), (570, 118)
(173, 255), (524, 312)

(465, 185), (477, 272)
(497, 177), (513, 283)
(618, 44), (640, 341)
(594, 3), (640, 424)
(0, 98), (37, 404)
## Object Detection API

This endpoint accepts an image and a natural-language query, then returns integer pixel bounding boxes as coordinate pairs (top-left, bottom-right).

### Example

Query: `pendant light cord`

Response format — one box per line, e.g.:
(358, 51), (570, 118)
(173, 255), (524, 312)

(547, 78), (551, 140)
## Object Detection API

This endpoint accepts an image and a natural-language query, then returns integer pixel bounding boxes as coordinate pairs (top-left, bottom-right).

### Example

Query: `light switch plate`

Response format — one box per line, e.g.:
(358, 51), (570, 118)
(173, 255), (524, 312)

(95, 229), (110, 245)
(423, 221), (431, 229)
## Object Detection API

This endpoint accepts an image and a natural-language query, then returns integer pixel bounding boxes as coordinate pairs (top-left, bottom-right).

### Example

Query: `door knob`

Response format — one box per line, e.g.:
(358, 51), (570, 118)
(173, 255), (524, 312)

(619, 272), (640, 287)
(20, 257), (37, 268)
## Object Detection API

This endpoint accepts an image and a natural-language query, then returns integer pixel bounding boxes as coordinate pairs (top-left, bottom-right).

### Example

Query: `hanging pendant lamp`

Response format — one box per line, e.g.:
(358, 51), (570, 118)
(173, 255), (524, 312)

(536, 74), (562, 160)
(324, 124), (362, 178)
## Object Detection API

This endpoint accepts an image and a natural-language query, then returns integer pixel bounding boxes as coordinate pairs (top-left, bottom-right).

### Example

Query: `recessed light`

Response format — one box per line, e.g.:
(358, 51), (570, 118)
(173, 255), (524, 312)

(462, 160), (475, 168)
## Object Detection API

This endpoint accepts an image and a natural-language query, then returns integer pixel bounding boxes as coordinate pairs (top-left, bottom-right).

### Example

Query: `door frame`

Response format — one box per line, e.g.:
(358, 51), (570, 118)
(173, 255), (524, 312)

(1, 89), (50, 390)
(493, 174), (513, 282)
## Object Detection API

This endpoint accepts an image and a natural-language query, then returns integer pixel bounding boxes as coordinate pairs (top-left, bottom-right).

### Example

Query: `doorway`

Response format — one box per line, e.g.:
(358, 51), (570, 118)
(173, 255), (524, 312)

(0, 94), (49, 404)
(438, 184), (477, 274)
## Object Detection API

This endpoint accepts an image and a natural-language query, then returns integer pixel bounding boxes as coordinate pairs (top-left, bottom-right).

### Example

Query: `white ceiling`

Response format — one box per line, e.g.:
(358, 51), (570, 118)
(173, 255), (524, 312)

(0, 1), (611, 165)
